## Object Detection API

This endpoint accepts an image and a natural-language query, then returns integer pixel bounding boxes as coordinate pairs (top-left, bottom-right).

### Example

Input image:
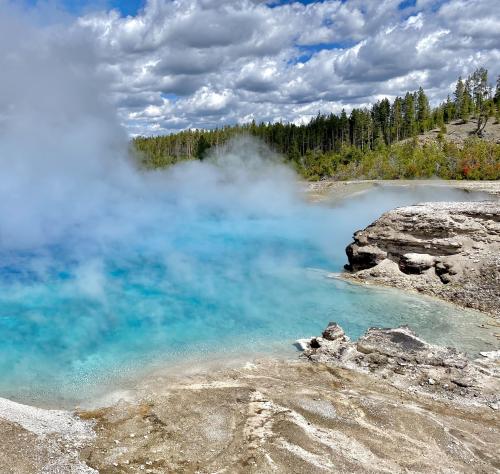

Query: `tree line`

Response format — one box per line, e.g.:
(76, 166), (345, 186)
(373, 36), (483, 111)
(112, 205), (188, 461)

(133, 68), (500, 180)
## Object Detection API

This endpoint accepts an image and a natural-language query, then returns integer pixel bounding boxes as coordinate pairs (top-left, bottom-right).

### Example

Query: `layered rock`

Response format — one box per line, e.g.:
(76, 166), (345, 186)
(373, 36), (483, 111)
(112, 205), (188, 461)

(344, 201), (500, 316)
(302, 322), (500, 408)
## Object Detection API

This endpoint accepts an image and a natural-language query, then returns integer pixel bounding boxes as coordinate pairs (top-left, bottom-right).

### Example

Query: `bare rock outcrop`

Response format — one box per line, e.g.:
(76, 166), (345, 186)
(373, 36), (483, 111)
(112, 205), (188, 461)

(302, 322), (500, 409)
(344, 201), (500, 316)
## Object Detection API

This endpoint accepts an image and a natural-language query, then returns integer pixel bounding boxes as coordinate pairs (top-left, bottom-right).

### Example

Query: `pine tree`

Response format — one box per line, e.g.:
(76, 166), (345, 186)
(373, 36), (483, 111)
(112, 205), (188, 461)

(469, 67), (491, 135)
(340, 109), (349, 147)
(195, 135), (211, 160)
(377, 98), (391, 144)
(454, 77), (465, 121)
(403, 92), (416, 138)
(416, 87), (430, 132)
(493, 75), (500, 124)
(461, 78), (472, 122)
(471, 68), (489, 109)
(435, 106), (445, 130)
(391, 97), (403, 142)
(444, 95), (454, 123)
(287, 140), (301, 164)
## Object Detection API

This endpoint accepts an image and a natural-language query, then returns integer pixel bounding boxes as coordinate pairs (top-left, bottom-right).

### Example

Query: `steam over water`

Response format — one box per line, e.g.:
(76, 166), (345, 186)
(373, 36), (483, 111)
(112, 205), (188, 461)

(0, 4), (495, 404)
(0, 180), (494, 403)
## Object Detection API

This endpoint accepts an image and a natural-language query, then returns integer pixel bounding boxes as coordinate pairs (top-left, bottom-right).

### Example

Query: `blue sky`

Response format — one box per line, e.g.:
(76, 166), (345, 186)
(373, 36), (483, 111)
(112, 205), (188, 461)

(101, 0), (145, 15)
(24, 0), (145, 16)
(22, 0), (416, 19)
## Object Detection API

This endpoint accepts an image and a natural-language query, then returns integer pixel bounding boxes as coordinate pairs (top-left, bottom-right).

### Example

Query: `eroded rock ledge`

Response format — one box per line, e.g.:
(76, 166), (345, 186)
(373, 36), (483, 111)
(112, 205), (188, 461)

(344, 201), (500, 316)
(300, 322), (499, 409)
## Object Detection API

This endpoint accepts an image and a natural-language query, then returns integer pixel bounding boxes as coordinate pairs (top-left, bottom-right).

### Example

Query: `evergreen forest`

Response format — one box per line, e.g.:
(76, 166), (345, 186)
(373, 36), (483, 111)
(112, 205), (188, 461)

(133, 68), (500, 180)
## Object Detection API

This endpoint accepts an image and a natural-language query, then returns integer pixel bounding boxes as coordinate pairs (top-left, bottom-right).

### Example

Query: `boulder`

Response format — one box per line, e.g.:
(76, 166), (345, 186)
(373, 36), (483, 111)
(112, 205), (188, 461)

(322, 322), (346, 341)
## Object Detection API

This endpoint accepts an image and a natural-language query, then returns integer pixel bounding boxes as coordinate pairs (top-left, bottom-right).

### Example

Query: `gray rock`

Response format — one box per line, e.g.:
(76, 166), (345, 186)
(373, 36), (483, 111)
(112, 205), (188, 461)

(356, 326), (468, 368)
(345, 244), (387, 271)
(294, 338), (314, 351)
(343, 201), (500, 316)
(479, 350), (500, 359)
(322, 322), (346, 341)
(302, 322), (499, 408)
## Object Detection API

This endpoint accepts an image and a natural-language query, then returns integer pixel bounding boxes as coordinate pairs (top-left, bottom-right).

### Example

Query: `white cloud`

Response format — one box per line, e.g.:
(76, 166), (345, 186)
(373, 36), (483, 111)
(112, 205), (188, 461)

(12, 0), (500, 135)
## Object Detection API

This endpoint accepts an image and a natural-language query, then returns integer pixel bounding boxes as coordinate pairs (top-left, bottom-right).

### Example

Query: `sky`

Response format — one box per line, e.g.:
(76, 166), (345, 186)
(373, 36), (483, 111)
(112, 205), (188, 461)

(6, 0), (500, 136)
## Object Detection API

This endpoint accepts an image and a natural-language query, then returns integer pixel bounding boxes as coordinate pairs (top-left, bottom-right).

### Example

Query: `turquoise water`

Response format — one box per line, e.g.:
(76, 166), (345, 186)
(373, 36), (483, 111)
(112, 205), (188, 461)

(0, 183), (495, 404)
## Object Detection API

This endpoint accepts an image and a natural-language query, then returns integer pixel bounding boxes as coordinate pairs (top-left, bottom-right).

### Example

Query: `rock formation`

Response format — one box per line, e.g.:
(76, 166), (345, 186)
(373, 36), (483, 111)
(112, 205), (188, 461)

(344, 201), (500, 316)
(302, 322), (500, 409)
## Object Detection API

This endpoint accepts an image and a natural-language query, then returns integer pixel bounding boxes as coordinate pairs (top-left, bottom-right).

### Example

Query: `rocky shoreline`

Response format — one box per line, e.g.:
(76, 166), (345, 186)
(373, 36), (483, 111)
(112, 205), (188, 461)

(300, 322), (499, 411)
(1, 321), (497, 473)
(67, 324), (500, 472)
(1, 181), (499, 473)
(305, 179), (500, 202)
(343, 200), (500, 318)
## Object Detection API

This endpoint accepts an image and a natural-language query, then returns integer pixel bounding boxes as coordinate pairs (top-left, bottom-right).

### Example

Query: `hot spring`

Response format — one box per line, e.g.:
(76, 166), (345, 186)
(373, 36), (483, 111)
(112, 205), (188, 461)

(0, 150), (495, 405)
(0, 10), (495, 407)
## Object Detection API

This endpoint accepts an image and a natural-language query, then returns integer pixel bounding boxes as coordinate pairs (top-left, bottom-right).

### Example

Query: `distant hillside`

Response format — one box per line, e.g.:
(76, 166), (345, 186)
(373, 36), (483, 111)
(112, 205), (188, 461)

(415, 119), (500, 146)
(133, 68), (500, 181)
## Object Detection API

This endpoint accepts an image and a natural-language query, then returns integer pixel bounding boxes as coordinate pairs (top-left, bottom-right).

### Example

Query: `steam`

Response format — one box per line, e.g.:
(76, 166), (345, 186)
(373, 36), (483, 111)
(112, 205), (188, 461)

(0, 4), (483, 255)
(0, 4), (132, 248)
(0, 2), (310, 253)
(0, 3), (492, 402)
